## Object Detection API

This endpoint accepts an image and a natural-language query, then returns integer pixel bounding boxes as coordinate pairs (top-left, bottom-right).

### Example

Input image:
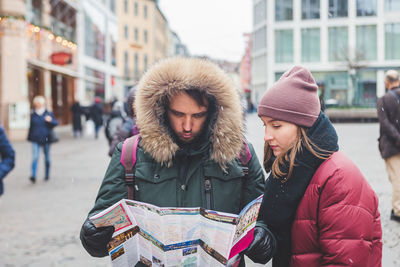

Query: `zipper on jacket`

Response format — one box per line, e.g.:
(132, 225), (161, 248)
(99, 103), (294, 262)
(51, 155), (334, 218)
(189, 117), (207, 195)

(204, 178), (212, 209)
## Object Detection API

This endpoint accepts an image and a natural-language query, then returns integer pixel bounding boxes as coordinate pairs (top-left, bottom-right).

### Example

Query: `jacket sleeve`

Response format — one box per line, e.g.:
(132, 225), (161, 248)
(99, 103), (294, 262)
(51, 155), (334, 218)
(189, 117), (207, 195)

(89, 142), (128, 217)
(46, 112), (58, 128)
(241, 142), (265, 208)
(377, 97), (400, 146)
(318, 169), (381, 267)
(0, 127), (15, 180)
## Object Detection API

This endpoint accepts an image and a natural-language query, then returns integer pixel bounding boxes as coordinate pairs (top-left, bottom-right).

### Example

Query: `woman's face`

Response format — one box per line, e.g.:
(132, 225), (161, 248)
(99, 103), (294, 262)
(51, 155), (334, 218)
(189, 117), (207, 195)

(260, 116), (299, 157)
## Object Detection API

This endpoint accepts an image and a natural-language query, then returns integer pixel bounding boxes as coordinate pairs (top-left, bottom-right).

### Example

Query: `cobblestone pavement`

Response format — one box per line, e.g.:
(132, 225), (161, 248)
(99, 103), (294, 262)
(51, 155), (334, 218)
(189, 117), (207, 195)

(0, 113), (399, 266)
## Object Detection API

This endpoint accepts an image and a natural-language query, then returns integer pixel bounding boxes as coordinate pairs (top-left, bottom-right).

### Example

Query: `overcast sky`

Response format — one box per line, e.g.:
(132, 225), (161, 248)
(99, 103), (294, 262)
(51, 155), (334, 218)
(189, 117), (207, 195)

(158, 0), (252, 62)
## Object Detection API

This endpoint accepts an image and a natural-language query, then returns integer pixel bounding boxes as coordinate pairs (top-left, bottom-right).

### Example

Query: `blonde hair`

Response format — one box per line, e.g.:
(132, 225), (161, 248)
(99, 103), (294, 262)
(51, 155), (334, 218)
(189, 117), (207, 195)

(263, 127), (331, 181)
(33, 95), (45, 106)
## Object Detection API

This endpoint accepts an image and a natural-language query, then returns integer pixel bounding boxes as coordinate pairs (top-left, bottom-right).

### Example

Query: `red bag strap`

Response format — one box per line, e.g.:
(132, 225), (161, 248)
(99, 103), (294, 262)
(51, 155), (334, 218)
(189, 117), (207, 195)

(120, 134), (140, 199)
(238, 140), (252, 175)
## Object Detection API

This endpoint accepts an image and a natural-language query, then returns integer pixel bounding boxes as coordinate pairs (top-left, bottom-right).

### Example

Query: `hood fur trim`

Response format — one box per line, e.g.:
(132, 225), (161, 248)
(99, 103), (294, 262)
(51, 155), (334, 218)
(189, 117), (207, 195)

(135, 57), (244, 167)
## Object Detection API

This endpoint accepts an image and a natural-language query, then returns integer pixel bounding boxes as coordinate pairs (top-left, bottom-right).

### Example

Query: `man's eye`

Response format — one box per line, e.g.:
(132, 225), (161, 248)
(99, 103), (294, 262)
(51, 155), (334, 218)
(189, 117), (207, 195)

(193, 113), (206, 118)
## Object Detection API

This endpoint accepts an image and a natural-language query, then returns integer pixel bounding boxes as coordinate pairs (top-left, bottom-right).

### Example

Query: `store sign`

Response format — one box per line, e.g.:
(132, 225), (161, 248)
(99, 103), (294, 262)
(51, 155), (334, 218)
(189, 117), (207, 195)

(50, 52), (72, 65)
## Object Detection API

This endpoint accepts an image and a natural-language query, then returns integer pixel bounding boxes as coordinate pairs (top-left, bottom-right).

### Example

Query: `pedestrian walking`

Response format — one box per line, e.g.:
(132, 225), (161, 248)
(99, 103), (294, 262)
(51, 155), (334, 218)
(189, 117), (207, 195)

(104, 101), (126, 145)
(245, 66), (382, 266)
(377, 69), (400, 223)
(107, 86), (139, 157)
(71, 100), (83, 138)
(27, 96), (58, 182)
(89, 97), (103, 139)
(79, 57), (265, 266)
(0, 126), (15, 196)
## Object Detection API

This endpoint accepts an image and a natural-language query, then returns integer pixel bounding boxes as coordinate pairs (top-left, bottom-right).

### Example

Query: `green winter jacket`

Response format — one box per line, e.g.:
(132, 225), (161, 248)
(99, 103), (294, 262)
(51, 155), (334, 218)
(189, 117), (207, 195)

(89, 139), (264, 217)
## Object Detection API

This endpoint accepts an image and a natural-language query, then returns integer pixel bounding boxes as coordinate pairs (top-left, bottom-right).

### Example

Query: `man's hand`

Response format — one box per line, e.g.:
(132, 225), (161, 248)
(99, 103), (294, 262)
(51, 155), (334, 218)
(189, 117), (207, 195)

(243, 226), (276, 264)
(80, 218), (115, 257)
(44, 115), (52, 122)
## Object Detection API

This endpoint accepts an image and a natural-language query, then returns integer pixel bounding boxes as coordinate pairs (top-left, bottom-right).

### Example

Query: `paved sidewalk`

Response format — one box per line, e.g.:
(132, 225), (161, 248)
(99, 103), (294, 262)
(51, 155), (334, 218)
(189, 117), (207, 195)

(0, 114), (399, 266)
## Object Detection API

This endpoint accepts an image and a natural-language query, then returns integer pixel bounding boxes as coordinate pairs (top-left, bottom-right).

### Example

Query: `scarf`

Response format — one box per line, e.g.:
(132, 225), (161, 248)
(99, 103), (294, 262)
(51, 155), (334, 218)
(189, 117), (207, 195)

(259, 112), (339, 267)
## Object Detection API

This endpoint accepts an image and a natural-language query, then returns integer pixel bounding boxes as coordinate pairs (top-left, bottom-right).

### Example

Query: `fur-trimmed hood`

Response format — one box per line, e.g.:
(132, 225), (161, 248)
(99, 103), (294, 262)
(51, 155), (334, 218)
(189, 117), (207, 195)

(135, 57), (244, 167)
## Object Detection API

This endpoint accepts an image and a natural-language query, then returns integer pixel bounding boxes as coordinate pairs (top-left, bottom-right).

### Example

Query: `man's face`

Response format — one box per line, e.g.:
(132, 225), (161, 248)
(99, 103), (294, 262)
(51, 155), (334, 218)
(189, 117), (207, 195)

(167, 92), (208, 143)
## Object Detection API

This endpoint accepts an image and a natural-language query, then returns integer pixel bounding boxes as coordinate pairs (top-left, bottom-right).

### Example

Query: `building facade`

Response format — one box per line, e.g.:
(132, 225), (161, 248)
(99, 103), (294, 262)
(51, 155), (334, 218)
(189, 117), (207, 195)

(116, 0), (173, 95)
(77, 0), (118, 104)
(252, 0), (400, 107)
(0, 0), (79, 139)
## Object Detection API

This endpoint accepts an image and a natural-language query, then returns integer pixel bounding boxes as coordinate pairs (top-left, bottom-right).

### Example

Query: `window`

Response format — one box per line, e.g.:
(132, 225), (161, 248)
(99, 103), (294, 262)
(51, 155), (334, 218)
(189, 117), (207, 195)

(134, 28), (139, 42)
(357, 0), (377, 16)
(252, 54), (267, 81)
(275, 29), (293, 63)
(356, 25), (377, 60)
(144, 30), (148, 43)
(253, 26), (266, 52)
(253, 0), (266, 25)
(110, 22), (118, 66)
(134, 53), (139, 79)
(144, 54), (148, 71)
(302, 0), (320, 19)
(385, 0), (400, 11)
(110, 0), (116, 13)
(124, 51), (129, 76)
(84, 3), (105, 61)
(385, 23), (400, 60)
(275, 0), (293, 21)
(123, 0), (128, 13)
(144, 4), (148, 19)
(328, 27), (348, 61)
(124, 25), (128, 40)
(328, 0), (347, 18)
(134, 2), (138, 16)
(301, 28), (320, 62)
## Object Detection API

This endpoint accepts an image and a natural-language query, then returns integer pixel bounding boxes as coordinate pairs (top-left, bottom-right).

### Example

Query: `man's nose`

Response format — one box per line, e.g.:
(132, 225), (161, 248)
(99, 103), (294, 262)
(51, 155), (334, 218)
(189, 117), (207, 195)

(183, 116), (192, 132)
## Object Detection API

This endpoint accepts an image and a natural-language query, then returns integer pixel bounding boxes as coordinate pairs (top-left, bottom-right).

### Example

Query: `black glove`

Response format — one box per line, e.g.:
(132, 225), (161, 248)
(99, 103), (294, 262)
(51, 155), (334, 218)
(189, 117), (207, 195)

(244, 225), (276, 264)
(80, 218), (115, 257)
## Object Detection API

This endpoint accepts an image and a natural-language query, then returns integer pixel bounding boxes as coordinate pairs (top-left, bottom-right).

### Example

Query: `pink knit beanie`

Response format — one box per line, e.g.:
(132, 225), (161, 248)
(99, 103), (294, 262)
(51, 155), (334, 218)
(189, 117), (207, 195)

(257, 66), (320, 127)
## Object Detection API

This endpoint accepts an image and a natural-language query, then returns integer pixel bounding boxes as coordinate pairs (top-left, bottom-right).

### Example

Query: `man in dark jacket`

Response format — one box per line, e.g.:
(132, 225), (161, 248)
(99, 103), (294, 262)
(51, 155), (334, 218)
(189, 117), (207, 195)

(89, 97), (103, 139)
(0, 126), (15, 196)
(377, 69), (400, 222)
(80, 58), (265, 266)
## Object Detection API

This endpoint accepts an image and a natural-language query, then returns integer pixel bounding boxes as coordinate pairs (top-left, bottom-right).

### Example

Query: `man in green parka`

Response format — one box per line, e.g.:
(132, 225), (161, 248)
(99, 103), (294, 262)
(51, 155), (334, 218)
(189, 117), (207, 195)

(80, 57), (265, 265)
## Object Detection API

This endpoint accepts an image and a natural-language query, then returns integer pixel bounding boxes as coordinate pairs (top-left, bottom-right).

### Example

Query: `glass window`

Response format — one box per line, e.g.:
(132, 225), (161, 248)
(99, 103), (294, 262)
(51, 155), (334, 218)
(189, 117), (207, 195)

(275, 0), (293, 21)
(85, 67), (105, 100)
(328, 0), (348, 18)
(144, 4), (148, 18)
(275, 29), (293, 63)
(385, 0), (400, 11)
(110, 0), (116, 13)
(252, 54), (267, 82)
(253, 25), (266, 52)
(357, 0), (377, 16)
(124, 51), (129, 76)
(144, 30), (148, 43)
(356, 25), (377, 60)
(302, 0), (320, 19)
(134, 53), (139, 79)
(84, 3), (105, 61)
(124, 0), (128, 12)
(254, 0), (266, 25)
(328, 27), (348, 61)
(144, 54), (148, 71)
(26, 0), (43, 26)
(301, 28), (320, 62)
(124, 25), (128, 40)
(385, 23), (400, 60)
(134, 2), (138, 16)
(109, 22), (118, 66)
(134, 28), (139, 42)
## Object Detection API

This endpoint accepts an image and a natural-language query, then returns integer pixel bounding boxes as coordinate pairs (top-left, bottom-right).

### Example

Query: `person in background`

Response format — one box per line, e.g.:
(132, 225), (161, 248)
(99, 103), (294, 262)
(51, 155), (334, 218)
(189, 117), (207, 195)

(104, 101), (126, 145)
(89, 97), (103, 139)
(71, 100), (83, 138)
(377, 69), (400, 223)
(245, 66), (382, 266)
(79, 57), (265, 266)
(27, 96), (58, 183)
(0, 125), (15, 196)
(108, 86), (139, 156)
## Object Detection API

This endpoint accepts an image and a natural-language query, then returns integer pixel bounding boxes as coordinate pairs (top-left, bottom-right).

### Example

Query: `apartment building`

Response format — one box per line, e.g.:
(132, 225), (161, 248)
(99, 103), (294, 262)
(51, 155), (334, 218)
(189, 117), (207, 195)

(252, 0), (400, 107)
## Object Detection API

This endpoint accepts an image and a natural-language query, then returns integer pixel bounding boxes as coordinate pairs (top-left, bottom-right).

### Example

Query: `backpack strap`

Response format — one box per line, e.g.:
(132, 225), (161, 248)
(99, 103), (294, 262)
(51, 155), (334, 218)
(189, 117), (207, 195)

(120, 134), (140, 200)
(389, 90), (400, 104)
(238, 140), (252, 175)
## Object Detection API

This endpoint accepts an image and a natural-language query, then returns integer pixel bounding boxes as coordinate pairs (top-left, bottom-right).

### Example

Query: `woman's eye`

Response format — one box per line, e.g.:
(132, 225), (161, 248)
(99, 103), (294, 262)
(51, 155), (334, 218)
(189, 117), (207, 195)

(272, 125), (281, 128)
